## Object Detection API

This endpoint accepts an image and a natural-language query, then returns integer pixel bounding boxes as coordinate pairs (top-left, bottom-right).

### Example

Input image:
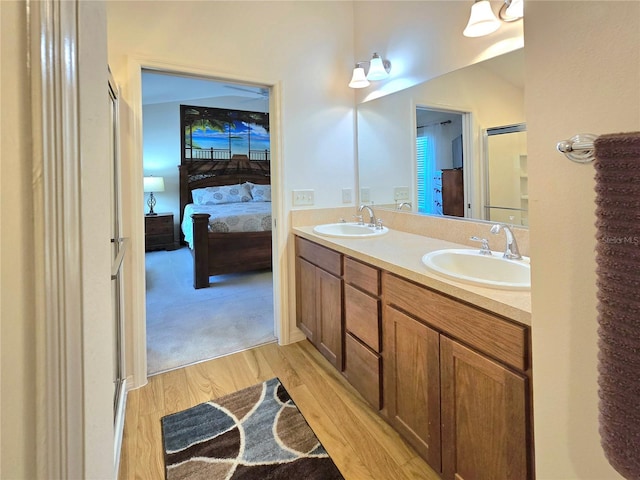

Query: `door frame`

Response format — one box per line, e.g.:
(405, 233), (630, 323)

(30, 1), (114, 477)
(124, 56), (287, 389)
(412, 102), (476, 218)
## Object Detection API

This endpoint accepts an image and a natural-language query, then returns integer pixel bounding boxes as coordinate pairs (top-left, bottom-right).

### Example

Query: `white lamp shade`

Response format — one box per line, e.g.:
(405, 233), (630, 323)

(463, 0), (500, 37)
(144, 176), (165, 193)
(349, 66), (370, 89)
(366, 54), (389, 81)
(505, 0), (524, 20)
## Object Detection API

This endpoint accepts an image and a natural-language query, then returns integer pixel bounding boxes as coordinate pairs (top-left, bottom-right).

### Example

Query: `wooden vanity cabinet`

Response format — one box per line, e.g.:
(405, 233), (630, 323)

(383, 272), (531, 480)
(343, 257), (382, 409)
(383, 305), (441, 470)
(440, 337), (528, 480)
(294, 236), (532, 480)
(295, 237), (343, 370)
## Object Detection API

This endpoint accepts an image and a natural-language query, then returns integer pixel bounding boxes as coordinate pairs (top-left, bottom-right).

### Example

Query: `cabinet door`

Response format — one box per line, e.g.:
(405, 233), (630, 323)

(316, 268), (343, 370)
(440, 336), (528, 480)
(383, 306), (441, 472)
(296, 257), (317, 343)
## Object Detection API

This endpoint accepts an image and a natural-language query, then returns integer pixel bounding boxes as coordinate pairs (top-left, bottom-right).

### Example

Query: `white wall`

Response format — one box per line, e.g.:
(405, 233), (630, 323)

(108, 1), (357, 211)
(353, 1), (523, 101)
(527, 1), (640, 478)
(142, 101), (185, 227)
(0, 2), (36, 477)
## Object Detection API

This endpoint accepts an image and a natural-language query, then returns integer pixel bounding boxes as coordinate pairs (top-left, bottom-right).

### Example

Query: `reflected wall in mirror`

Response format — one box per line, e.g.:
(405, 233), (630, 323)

(357, 48), (525, 225)
(484, 123), (528, 226)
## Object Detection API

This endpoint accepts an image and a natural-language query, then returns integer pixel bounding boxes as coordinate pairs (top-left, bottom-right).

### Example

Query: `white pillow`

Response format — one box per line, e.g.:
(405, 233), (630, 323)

(246, 182), (271, 202)
(191, 184), (252, 205)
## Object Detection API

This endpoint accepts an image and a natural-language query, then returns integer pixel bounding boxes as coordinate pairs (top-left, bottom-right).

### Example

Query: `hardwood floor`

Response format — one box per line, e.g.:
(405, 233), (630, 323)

(118, 340), (440, 480)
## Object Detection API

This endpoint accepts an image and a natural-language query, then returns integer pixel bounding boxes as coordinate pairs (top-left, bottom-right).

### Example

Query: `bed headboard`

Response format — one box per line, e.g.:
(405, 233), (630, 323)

(178, 158), (271, 231)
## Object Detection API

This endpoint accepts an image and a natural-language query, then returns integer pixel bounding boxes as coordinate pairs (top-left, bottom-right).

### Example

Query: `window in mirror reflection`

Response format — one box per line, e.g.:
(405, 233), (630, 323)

(483, 123), (528, 226)
(416, 108), (465, 216)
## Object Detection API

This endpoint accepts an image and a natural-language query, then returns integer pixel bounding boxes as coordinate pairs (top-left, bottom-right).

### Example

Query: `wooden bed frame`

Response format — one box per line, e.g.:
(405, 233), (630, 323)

(179, 159), (272, 289)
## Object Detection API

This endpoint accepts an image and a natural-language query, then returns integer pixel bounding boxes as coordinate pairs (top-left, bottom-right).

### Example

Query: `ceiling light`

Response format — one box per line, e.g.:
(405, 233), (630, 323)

(463, 0), (500, 37)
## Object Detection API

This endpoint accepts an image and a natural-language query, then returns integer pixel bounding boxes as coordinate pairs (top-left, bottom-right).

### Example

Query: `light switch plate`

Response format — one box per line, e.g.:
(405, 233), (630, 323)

(360, 187), (370, 203)
(393, 186), (410, 201)
(342, 188), (352, 204)
(293, 189), (314, 206)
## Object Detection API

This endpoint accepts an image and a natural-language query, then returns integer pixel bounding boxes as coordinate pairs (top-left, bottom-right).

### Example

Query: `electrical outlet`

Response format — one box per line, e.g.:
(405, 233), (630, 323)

(342, 188), (352, 204)
(393, 186), (410, 201)
(360, 187), (370, 203)
(292, 189), (314, 206)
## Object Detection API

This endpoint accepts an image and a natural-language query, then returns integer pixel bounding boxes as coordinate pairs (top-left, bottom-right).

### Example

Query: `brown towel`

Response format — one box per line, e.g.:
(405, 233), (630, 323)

(594, 131), (640, 480)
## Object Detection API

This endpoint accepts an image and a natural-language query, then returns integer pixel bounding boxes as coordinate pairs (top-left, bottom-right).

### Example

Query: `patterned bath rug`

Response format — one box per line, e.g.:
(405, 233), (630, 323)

(161, 377), (344, 479)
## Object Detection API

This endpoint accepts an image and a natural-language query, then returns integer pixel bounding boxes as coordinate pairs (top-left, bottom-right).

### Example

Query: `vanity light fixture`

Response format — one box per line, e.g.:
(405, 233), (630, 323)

(463, 0), (500, 37)
(499, 0), (524, 22)
(463, 0), (523, 38)
(348, 52), (391, 89)
(348, 63), (370, 89)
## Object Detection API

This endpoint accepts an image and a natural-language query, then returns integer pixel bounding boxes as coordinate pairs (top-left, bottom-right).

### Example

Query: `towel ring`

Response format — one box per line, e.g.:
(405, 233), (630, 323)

(556, 133), (598, 163)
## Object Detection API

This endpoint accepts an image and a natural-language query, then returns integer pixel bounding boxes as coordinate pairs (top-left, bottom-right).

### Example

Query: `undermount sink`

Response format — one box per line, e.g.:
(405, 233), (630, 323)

(313, 222), (389, 238)
(421, 248), (531, 290)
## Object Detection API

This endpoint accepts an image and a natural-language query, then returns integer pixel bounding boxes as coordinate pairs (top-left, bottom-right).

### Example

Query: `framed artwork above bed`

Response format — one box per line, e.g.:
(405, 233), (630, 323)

(181, 104), (270, 163)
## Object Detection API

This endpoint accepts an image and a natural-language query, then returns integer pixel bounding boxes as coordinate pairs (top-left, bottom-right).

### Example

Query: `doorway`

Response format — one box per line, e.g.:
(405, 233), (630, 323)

(141, 71), (276, 374)
(415, 108), (466, 216)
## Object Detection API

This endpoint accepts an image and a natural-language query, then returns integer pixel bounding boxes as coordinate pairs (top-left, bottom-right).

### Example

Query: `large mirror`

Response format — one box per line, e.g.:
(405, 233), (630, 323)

(357, 48), (526, 225)
(484, 123), (528, 226)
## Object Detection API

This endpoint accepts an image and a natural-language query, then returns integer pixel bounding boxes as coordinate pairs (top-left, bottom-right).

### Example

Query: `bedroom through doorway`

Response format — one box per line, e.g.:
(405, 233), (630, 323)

(141, 71), (276, 375)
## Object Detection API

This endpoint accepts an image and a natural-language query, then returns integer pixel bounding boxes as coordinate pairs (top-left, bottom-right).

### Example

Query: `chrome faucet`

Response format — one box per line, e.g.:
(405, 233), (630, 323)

(397, 202), (412, 211)
(358, 204), (377, 227)
(490, 223), (522, 260)
(470, 236), (492, 256)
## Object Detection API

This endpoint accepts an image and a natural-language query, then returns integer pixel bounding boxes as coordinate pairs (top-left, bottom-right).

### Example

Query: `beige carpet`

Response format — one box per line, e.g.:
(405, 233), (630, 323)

(145, 247), (276, 375)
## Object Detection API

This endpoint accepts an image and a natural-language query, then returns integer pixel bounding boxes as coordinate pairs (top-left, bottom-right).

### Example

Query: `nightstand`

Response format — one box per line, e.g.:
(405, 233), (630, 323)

(145, 213), (176, 251)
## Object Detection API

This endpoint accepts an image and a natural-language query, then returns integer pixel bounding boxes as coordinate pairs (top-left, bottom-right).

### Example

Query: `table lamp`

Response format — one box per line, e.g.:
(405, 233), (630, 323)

(143, 176), (165, 216)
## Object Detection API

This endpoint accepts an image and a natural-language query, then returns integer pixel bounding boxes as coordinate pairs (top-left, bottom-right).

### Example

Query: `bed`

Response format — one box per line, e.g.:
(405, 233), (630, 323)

(179, 159), (272, 289)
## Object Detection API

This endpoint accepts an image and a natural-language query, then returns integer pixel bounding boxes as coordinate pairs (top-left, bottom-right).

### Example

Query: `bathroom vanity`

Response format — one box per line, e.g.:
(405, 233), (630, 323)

(293, 228), (533, 480)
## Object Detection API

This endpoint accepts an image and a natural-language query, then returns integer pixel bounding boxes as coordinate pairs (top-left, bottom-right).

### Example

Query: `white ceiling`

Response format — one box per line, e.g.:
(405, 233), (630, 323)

(479, 48), (524, 90)
(141, 70), (269, 107)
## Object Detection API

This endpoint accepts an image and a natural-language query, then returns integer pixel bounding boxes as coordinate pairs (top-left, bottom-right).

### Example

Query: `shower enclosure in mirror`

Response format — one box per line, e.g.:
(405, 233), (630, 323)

(357, 48), (525, 225)
(483, 123), (528, 226)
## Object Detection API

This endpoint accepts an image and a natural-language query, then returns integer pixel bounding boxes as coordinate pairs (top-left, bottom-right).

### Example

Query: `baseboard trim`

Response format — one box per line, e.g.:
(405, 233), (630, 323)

(287, 328), (307, 344)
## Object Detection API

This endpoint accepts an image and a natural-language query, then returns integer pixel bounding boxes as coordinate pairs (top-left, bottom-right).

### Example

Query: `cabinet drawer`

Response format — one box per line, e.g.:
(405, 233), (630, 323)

(146, 232), (174, 243)
(383, 273), (528, 371)
(344, 257), (380, 295)
(344, 333), (381, 410)
(345, 284), (380, 352)
(295, 237), (342, 277)
(145, 217), (173, 234)
(146, 223), (173, 235)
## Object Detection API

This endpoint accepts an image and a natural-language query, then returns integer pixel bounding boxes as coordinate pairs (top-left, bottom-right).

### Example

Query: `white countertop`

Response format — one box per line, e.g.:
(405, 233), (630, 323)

(292, 226), (531, 326)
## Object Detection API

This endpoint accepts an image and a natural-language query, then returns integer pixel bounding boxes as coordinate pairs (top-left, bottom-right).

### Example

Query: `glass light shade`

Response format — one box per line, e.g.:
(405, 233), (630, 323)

(348, 66), (370, 89)
(366, 54), (389, 81)
(143, 176), (165, 193)
(463, 0), (500, 37)
(504, 0), (523, 20)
